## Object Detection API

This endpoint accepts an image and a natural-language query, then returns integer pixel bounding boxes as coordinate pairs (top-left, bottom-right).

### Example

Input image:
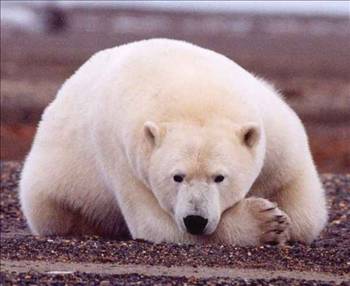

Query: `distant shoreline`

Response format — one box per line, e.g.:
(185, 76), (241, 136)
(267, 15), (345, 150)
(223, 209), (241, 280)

(1, 1), (349, 17)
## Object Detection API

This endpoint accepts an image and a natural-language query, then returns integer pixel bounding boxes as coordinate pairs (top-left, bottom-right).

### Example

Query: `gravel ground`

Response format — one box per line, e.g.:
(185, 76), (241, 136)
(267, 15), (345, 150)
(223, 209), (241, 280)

(2, 271), (349, 286)
(1, 161), (349, 285)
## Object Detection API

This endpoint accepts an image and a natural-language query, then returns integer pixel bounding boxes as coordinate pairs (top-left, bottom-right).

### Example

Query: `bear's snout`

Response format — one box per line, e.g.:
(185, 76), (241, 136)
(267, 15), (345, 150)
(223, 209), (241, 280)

(183, 215), (208, 235)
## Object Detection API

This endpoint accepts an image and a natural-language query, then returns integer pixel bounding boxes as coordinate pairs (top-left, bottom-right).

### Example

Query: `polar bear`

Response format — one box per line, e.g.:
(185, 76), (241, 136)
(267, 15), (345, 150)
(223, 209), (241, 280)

(19, 39), (327, 245)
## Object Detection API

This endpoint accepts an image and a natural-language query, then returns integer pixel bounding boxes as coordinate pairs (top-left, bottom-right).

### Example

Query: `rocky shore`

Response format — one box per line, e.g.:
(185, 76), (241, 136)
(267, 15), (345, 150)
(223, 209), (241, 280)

(1, 161), (349, 285)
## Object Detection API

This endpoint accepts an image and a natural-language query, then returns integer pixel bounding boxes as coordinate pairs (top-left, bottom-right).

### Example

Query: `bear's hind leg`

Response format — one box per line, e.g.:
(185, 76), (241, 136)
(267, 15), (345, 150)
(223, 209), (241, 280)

(22, 195), (82, 236)
(22, 195), (124, 238)
(21, 189), (127, 238)
(26, 197), (99, 237)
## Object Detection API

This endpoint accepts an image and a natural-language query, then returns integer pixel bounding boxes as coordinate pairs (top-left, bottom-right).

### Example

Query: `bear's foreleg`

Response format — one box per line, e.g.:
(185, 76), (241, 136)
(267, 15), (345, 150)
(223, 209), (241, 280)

(211, 197), (291, 246)
(273, 172), (328, 243)
(114, 182), (199, 243)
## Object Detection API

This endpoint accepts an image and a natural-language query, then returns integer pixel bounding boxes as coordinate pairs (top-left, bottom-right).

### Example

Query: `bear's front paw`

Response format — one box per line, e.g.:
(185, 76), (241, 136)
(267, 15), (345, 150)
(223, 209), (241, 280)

(247, 197), (291, 245)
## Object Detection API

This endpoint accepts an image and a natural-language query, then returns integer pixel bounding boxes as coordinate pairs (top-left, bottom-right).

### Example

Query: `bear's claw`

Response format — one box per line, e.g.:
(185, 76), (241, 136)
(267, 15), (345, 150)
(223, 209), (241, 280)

(248, 197), (291, 245)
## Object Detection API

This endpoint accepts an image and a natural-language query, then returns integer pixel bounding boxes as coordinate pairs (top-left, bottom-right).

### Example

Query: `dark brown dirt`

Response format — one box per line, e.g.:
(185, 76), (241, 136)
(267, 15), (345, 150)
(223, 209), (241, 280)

(1, 8), (350, 173)
(1, 161), (349, 279)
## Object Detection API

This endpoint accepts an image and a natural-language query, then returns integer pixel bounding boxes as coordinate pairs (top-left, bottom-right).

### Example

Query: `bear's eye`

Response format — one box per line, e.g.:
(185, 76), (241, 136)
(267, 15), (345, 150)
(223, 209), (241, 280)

(173, 174), (185, 183)
(214, 175), (225, 183)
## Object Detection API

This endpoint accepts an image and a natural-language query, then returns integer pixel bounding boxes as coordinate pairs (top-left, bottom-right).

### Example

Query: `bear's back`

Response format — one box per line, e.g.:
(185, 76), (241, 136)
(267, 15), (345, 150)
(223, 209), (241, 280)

(40, 39), (290, 148)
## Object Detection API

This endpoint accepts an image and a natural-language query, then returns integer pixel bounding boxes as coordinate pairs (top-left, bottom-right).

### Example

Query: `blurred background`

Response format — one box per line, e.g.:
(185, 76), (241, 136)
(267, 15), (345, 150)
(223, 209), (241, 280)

(1, 1), (349, 173)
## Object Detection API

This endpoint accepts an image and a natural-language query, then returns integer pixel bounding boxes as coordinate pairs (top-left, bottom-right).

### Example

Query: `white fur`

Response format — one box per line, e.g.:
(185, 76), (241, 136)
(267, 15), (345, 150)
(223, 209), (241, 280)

(19, 39), (327, 245)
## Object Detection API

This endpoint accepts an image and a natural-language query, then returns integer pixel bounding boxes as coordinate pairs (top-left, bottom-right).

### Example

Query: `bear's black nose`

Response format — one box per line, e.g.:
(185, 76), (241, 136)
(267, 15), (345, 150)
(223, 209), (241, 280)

(183, 215), (208, 235)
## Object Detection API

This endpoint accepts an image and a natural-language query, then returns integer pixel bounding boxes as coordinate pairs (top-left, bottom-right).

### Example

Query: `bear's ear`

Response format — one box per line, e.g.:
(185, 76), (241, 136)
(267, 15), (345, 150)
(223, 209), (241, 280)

(144, 121), (164, 147)
(240, 123), (260, 148)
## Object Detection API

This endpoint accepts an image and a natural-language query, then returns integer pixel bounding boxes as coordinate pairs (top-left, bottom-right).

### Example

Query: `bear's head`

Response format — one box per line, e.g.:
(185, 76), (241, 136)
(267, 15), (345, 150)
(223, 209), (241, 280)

(142, 119), (265, 236)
